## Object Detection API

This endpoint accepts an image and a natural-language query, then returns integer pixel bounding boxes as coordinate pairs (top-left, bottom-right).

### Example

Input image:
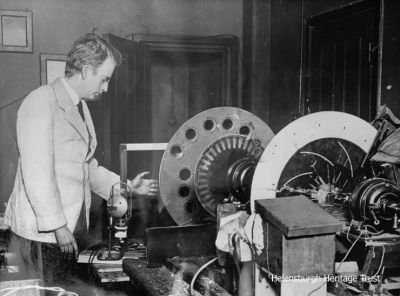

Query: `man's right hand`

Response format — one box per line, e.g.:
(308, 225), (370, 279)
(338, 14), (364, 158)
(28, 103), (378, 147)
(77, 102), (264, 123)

(54, 225), (78, 260)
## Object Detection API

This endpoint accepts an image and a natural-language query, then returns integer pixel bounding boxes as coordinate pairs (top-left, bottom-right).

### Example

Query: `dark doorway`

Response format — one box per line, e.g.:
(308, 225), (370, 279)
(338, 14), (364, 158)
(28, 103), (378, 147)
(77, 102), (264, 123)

(96, 34), (239, 238)
(302, 0), (380, 121)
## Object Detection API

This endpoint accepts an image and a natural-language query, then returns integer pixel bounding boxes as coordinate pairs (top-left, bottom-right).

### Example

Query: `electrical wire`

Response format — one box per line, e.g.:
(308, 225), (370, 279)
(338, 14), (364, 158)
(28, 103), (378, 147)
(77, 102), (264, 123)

(88, 246), (102, 285)
(0, 285), (78, 296)
(249, 213), (280, 280)
(265, 218), (270, 272)
(306, 280), (325, 296)
(306, 230), (365, 296)
(189, 257), (218, 296)
(336, 230), (364, 272)
(0, 94), (27, 111)
(371, 245), (385, 278)
(87, 248), (97, 284)
(362, 224), (384, 236)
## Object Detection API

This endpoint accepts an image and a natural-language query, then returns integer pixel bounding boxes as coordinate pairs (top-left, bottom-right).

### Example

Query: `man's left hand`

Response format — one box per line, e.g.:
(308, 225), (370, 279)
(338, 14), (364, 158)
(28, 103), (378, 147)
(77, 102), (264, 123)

(129, 172), (159, 196)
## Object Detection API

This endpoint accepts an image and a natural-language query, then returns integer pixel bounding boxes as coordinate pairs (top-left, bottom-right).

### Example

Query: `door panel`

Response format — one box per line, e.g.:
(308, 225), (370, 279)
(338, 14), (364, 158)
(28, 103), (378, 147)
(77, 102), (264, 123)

(105, 34), (239, 237)
(303, 0), (379, 121)
(106, 34), (154, 237)
(150, 51), (225, 143)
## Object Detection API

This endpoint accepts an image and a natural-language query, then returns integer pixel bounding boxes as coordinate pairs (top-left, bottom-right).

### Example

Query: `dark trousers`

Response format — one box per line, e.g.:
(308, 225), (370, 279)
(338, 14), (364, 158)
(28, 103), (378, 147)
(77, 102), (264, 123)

(7, 203), (88, 286)
(7, 234), (75, 286)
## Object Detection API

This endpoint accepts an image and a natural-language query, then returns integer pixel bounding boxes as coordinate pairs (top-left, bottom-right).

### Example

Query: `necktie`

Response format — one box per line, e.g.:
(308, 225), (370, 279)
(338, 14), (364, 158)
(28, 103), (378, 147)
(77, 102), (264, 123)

(75, 101), (88, 241)
(77, 101), (85, 122)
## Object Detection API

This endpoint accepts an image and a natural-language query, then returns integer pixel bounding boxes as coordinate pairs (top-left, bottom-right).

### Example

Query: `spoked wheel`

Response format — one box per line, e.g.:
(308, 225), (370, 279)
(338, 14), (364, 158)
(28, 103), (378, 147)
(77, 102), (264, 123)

(277, 138), (368, 203)
(251, 111), (378, 216)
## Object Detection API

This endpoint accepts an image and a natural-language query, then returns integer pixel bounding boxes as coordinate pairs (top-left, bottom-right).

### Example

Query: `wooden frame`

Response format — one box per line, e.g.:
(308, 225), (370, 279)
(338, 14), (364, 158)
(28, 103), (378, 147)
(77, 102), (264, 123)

(40, 53), (67, 85)
(300, 0), (379, 121)
(0, 10), (33, 53)
(131, 33), (239, 107)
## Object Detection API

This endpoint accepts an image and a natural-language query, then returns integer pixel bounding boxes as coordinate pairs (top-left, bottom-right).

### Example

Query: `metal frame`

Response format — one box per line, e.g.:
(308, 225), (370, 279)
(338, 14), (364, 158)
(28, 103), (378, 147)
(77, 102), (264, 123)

(119, 143), (168, 184)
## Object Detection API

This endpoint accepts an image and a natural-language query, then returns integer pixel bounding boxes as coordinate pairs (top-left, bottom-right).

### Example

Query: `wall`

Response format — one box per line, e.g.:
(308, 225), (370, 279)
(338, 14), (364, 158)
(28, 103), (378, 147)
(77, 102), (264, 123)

(380, 0), (400, 112)
(270, 0), (366, 131)
(243, 0), (369, 132)
(0, 0), (242, 212)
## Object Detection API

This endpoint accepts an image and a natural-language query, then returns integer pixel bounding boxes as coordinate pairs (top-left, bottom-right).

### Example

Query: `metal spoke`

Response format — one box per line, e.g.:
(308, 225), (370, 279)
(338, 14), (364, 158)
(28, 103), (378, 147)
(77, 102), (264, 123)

(333, 171), (342, 185)
(327, 163), (331, 183)
(281, 171), (314, 189)
(338, 141), (354, 178)
(300, 151), (334, 167)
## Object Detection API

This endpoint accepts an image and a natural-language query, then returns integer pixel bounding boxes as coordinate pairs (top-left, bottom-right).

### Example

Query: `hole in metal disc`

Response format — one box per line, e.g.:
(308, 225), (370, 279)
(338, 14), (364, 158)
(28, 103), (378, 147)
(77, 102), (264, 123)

(179, 168), (191, 181)
(239, 125), (251, 135)
(185, 128), (197, 141)
(170, 145), (183, 158)
(204, 119), (215, 131)
(185, 199), (198, 214)
(178, 185), (191, 197)
(222, 118), (233, 130)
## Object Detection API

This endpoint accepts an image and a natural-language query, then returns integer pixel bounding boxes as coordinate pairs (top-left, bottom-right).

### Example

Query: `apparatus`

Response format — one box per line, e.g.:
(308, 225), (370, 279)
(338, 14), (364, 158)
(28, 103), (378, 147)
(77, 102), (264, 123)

(97, 181), (132, 260)
(99, 107), (400, 295)
(250, 111), (400, 295)
(158, 109), (400, 295)
(159, 106), (275, 225)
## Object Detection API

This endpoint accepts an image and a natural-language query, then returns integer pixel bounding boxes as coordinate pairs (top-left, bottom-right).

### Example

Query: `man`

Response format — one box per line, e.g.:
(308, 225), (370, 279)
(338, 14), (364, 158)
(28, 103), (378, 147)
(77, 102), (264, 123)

(4, 33), (159, 285)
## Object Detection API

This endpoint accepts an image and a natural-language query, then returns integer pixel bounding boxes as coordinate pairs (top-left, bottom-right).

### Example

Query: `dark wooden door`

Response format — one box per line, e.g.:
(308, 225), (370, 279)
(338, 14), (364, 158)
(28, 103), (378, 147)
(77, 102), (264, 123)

(98, 34), (154, 237)
(302, 0), (380, 121)
(84, 35), (151, 240)
(103, 34), (151, 174)
(101, 34), (239, 237)
(106, 34), (239, 178)
(131, 34), (239, 176)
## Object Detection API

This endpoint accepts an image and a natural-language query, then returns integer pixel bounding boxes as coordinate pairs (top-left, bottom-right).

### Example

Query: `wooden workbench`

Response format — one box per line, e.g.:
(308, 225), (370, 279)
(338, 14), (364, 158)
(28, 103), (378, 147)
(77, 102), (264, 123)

(122, 257), (232, 296)
(123, 258), (187, 296)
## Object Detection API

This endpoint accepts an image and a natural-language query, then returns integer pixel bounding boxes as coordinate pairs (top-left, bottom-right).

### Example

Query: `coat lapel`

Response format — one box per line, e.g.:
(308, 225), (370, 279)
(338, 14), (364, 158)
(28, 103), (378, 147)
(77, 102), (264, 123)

(51, 78), (90, 145)
(81, 100), (97, 160)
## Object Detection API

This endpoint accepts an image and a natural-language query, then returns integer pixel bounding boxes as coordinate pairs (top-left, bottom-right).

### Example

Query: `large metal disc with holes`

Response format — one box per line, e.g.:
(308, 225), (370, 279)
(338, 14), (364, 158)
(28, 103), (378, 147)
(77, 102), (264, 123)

(160, 107), (274, 226)
(251, 111), (378, 211)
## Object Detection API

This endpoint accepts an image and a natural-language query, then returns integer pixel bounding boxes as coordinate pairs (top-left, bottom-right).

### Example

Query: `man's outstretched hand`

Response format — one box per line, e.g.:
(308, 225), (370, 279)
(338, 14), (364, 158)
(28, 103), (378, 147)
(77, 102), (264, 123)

(129, 172), (159, 196)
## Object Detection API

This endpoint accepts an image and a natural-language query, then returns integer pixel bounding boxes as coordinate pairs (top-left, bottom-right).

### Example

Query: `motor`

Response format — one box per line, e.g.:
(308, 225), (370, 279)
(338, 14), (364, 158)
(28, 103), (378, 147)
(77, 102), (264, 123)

(349, 177), (400, 232)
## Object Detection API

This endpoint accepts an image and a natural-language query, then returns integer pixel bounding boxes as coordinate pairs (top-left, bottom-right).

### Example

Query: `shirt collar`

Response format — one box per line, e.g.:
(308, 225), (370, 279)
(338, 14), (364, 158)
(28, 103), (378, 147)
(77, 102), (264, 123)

(61, 77), (81, 105)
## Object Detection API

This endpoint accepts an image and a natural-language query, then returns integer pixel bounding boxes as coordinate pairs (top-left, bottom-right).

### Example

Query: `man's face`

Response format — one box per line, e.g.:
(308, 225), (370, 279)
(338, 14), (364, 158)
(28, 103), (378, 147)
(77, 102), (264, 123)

(83, 57), (115, 100)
